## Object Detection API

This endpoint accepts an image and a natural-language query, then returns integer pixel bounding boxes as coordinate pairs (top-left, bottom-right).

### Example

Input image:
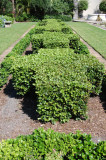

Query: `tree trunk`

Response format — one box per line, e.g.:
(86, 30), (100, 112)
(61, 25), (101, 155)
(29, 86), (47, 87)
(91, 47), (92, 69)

(73, 0), (78, 20)
(12, 0), (15, 17)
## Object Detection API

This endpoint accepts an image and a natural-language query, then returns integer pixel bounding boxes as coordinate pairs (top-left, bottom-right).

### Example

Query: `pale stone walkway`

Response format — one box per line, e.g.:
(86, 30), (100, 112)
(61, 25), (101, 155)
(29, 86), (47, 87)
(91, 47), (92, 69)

(0, 25), (35, 65)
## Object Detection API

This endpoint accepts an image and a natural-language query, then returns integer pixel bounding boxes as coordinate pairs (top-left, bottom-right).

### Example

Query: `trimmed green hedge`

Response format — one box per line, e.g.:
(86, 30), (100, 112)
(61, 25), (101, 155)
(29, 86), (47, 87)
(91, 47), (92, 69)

(11, 48), (105, 123)
(0, 128), (106, 159)
(29, 19), (73, 35)
(31, 31), (89, 55)
(44, 14), (72, 21)
(31, 32), (70, 52)
(0, 33), (31, 89)
(30, 19), (89, 55)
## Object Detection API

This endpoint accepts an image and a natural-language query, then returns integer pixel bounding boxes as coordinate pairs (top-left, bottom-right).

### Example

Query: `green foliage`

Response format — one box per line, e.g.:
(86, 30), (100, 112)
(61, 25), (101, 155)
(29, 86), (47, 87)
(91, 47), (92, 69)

(15, 0), (74, 20)
(66, 21), (106, 59)
(64, 0), (74, 15)
(45, 151), (63, 160)
(30, 19), (73, 35)
(0, 0), (12, 14)
(72, 41), (90, 55)
(0, 33), (31, 89)
(0, 18), (4, 28)
(0, 128), (106, 159)
(78, 0), (88, 12)
(44, 14), (72, 21)
(11, 48), (105, 123)
(2, 15), (14, 23)
(0, 15), (14, 27)
(0, 68), (9, 89)
(31, 0), (51, 14)
(31, 32), (70, 52)
(31, 19), (89, 54)
(15, 13), (39, 22)
(99, 0), (106, 13)
(51, 0), (69, 15)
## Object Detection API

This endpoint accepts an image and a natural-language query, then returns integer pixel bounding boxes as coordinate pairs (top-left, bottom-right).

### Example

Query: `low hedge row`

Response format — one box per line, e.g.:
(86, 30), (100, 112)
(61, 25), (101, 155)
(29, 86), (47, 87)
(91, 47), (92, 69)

(11, 48), (105, 123)
(0, 33), (31, 89)
(29, 19), (73, 35)
(31, 31), (89, 55)
(30, 19), (89, 55)
(31, 32), (70, 53)
(44, 14), (72, 21)
(0, 128), (105, 159)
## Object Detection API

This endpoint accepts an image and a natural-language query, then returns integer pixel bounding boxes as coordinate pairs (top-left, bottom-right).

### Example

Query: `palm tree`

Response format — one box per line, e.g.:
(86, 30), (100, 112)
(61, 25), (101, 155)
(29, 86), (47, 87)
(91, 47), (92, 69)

(16, 0), (31, 15)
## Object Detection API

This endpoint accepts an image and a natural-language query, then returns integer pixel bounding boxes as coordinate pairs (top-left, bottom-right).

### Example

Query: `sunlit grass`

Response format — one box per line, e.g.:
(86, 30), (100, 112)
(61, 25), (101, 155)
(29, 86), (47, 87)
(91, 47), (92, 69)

(0, 22), (36, 55)
(66, 22), (106, 59)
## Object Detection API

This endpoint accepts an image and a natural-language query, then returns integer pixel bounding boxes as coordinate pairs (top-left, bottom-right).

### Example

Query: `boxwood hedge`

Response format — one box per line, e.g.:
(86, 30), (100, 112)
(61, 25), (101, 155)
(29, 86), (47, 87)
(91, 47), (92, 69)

(11, 48), (105, 123)
(0, 128), (106, 160)
(0, 32), (31, 89)
(29, 19), (73, 35)
(31, 32), (70, 52)
(31, 31), (89, 55)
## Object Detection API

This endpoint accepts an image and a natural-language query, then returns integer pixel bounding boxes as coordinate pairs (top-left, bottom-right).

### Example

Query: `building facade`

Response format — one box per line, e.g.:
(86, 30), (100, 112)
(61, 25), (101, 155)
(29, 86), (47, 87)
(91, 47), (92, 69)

(83, 0), (102, 18)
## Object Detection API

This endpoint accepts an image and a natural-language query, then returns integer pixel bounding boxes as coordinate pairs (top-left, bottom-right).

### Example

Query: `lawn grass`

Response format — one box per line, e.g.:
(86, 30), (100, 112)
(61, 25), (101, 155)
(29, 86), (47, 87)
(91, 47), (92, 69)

(0, 22), (36, 55)
(66, 22), (106, 59)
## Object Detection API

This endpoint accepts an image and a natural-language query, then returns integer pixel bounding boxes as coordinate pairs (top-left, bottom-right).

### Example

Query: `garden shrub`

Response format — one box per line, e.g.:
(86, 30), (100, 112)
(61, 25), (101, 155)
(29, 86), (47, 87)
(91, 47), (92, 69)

(44, 14), (72, 21)
(68, 34), (80, 49)
(78, 0), (88, 12)
(31, 32), (70, 52)
(43, 32), (69, 48)
(0, 68), (9, 89)
(75, 41), (90, 55)
(15, 14), (40, 22)
(79, 54), (105, 95)
(11, 48), (105, 122)
(0, 33), (31, 89)
(31, 31), (81, 53)
(0, 18), (4, 28)
(0, 128), (106, 159)
(31, 34), (43, 53)
(29, 19), (73, 36)
(34, 49), (91, 122)
(99, 0), (106, 13)
(0, 15), (14, 24)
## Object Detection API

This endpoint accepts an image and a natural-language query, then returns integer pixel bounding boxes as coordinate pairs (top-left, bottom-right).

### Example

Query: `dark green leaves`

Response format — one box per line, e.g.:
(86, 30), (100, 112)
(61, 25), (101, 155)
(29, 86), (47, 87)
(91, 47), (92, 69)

(0, 128), (105, 159)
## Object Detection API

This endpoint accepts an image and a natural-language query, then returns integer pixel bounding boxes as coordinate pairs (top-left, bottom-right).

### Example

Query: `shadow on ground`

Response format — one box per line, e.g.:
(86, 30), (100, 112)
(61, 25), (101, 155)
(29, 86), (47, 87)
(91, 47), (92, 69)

(21, 90), (38, 121)
(25, 50), (33, 55)
(4, 79), (22, 99)
(3, 78), (39, 121)
(99, 86), (106, 113)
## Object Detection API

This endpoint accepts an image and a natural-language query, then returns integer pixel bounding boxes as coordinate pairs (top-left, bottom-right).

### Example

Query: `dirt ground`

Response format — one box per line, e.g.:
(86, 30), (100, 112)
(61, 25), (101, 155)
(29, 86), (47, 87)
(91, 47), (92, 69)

(0, 66), (106, 143)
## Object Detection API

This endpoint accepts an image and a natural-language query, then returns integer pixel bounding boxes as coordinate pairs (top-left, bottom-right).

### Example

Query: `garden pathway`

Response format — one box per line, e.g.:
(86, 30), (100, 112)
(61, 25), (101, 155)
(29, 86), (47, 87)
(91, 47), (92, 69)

(0, 25), (35, 65)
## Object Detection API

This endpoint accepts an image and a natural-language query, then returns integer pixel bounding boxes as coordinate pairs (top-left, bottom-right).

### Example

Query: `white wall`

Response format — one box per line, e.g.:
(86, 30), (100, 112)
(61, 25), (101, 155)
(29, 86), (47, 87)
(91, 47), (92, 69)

(83, 0), (102, 18)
